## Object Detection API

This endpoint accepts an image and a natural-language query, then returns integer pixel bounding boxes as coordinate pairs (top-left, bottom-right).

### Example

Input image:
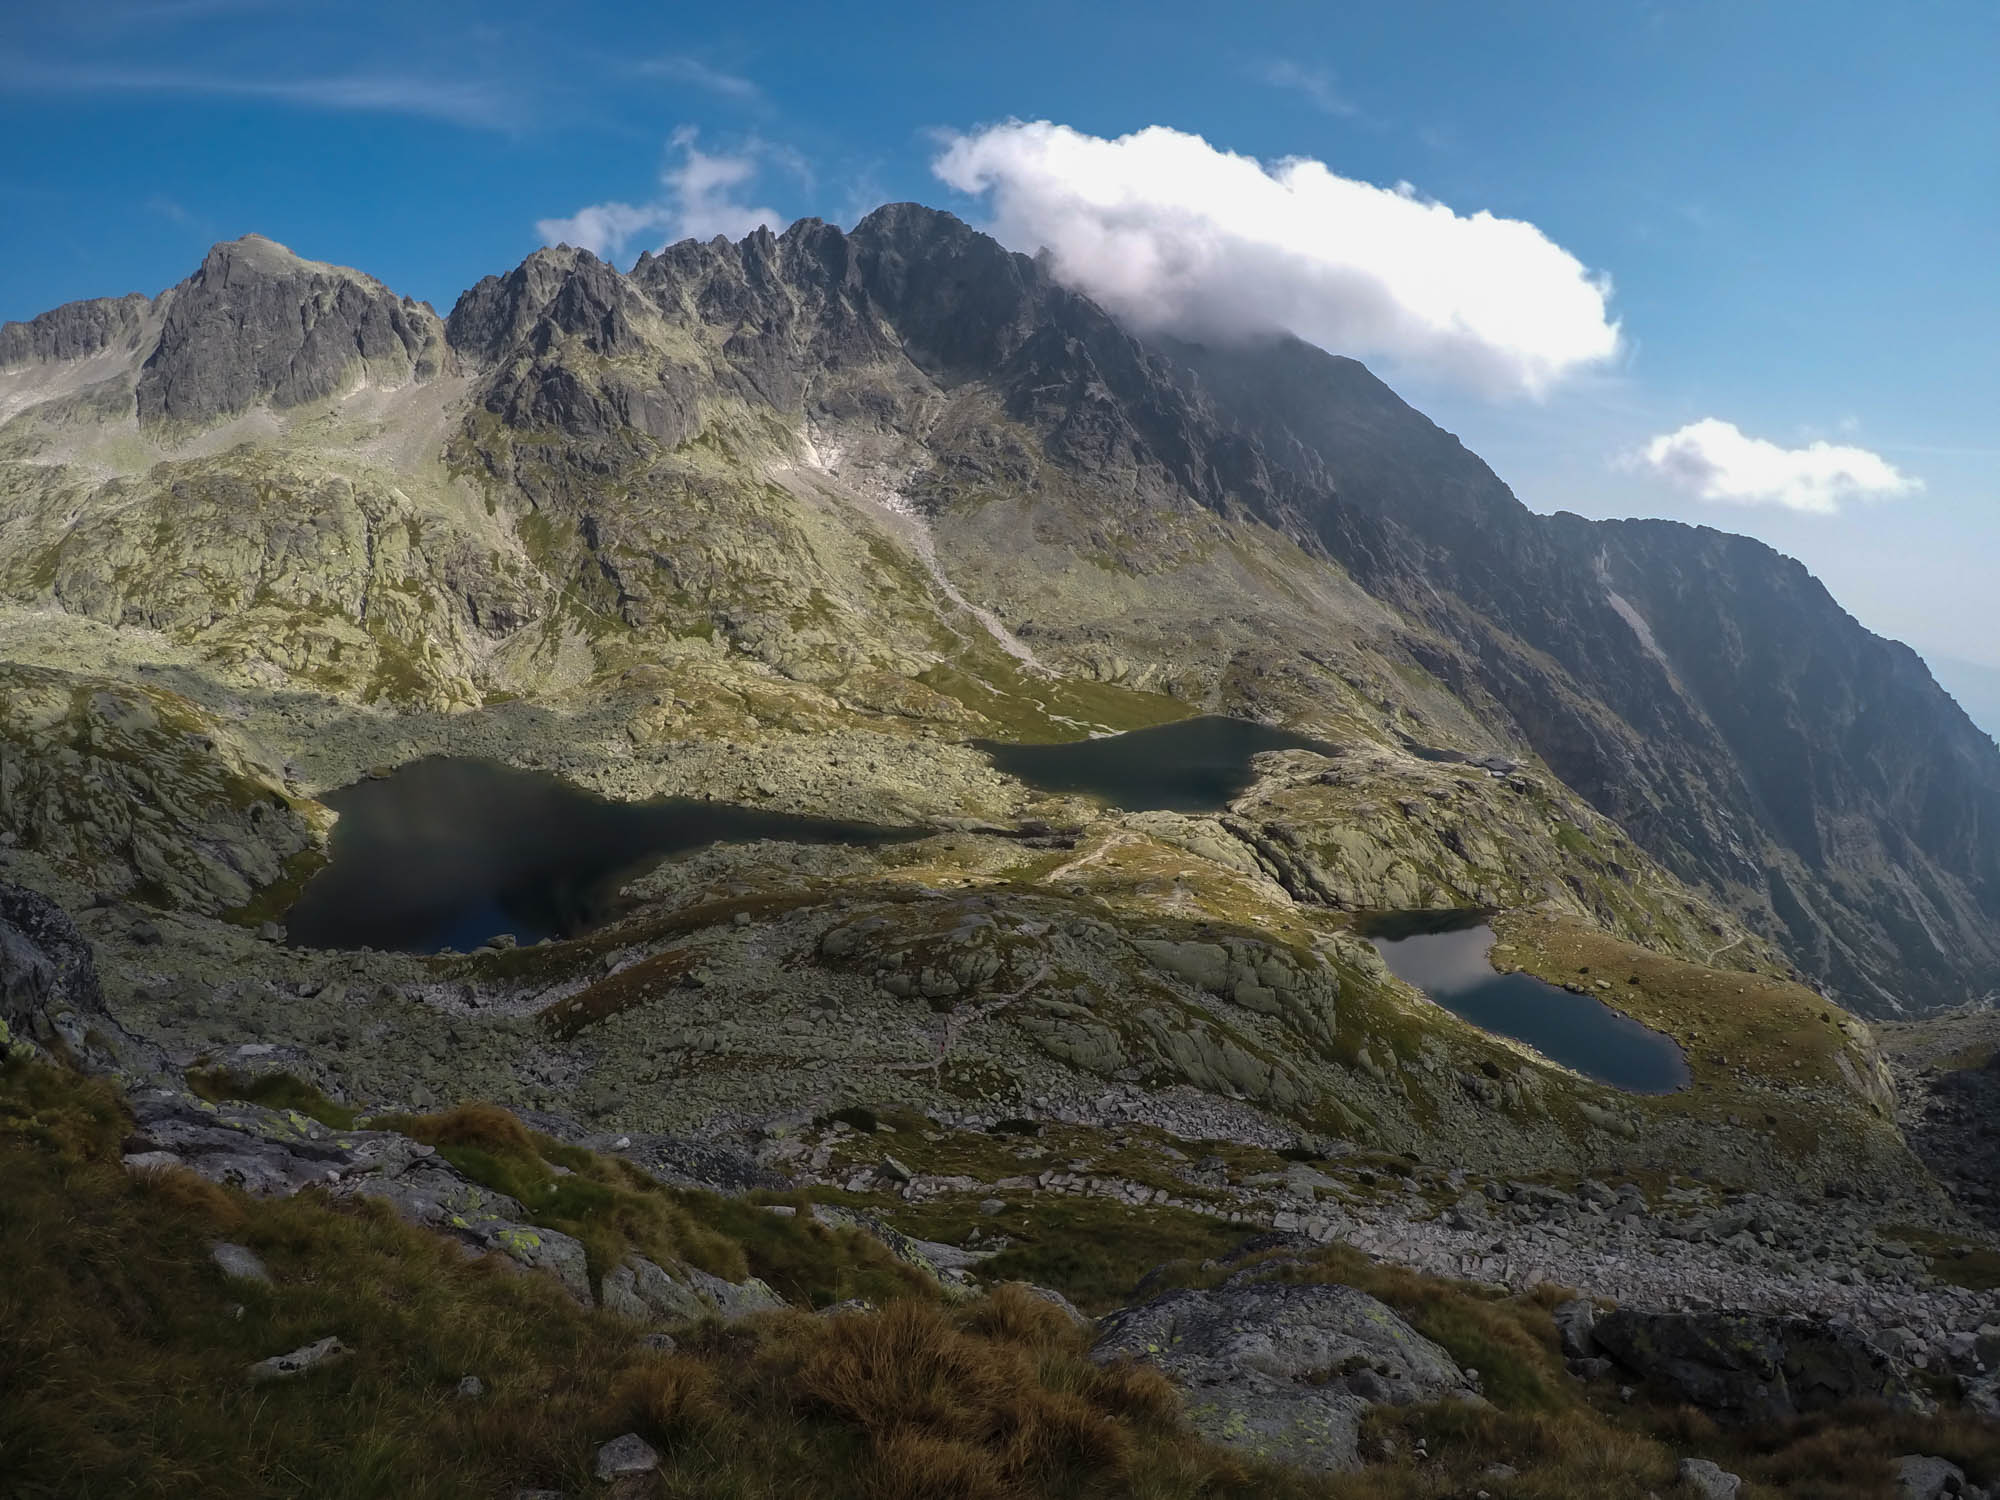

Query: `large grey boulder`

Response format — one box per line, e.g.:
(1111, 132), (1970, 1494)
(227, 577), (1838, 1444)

(1676, 1457), (1743, 1499)
(599, 1255), (783, 1325)
(1089, 1282), (1474, 1472)
(1553, 1297), (1598, 1360)
(209, 1242), (271, 1285)
(593, 1433), (660, 1481)
(1594, 1309), (1929, 1421)
(1896, 1454), (1990, 1500)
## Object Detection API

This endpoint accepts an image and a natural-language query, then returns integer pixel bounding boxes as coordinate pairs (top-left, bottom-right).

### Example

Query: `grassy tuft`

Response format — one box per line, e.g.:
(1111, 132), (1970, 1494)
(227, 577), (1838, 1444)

(187, 1067), (360, 1129)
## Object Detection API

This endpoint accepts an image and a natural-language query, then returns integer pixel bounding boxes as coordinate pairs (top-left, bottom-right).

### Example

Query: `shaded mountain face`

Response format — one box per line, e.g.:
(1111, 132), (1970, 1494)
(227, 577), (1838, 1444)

(2, 206), (1996, 1014)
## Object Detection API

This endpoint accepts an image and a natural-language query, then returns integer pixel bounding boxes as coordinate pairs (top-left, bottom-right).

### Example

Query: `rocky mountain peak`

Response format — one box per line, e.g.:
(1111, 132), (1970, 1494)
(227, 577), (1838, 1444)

(445, 244), (658, 365)
(133, 234), (448, 427)
(0, 290), (156, 369)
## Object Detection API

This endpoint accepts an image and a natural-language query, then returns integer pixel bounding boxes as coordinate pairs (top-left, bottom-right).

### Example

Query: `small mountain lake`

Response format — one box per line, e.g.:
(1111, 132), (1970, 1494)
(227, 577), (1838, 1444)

(974, 715), (1332, 813)
(284, 757), (915, 954)
(1365, 911), (1690, 1094)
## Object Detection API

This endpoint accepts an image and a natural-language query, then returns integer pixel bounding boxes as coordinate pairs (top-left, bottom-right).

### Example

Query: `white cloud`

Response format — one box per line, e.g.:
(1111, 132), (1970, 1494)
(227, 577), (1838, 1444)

(535, 127), (789, 262)
(930, 120), (1620, 399)
(1634, 418), (1922, 514)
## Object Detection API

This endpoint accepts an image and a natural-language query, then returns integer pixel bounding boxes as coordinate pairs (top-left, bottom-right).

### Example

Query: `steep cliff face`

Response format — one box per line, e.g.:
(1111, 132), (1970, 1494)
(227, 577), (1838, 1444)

(1, 209), (1994, 1012)
(1155, 329), (2000, 1009)
(137, 236), (449, 426)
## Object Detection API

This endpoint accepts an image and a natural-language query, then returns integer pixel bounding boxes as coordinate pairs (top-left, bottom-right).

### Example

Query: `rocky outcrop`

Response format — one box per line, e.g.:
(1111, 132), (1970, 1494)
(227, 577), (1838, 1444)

(121, 1086), (783, 1320)
(1090, 1281), (1476, 1471)
(0, 665), (325, 915)
(1897, 1455), (1992, 1500)
(135, 236), (446, 426)
(599, 1254), (784, 1324)
(0, 880), (155, 1072)
(1590, 1308), (1929, 1420)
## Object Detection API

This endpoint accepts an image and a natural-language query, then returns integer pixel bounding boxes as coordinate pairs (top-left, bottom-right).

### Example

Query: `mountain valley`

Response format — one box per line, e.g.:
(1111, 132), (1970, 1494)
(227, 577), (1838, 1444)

(3, 211), (1998, 1498)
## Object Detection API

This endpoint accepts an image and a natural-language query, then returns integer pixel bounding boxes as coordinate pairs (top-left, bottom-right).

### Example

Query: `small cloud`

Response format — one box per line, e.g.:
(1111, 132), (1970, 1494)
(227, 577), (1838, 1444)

(1257, 60), (1359, 117)
(932, 119), (1620, 399)
(1632, 418), (1922, 514)
(535, 128), (791, 261)
(636, 55), (762, 103)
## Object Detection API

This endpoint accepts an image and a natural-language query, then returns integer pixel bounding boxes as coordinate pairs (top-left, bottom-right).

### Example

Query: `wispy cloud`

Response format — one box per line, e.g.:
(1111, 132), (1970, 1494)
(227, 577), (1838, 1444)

(0, 58), (516, 129)
(145, 192), (192, 224)
(535, 127), (794, 261)
(636, 54), (762, 103)
(1632, 418), (1922, 514)
(1257, 60), (1360, 118)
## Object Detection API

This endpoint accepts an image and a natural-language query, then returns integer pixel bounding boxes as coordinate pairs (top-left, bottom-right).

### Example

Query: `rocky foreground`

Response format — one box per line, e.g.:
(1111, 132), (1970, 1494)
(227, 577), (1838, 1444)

(6, 874), (1999, 1497)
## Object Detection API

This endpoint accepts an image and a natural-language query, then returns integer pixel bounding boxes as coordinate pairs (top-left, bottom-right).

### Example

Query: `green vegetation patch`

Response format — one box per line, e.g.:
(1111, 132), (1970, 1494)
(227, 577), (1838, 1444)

(918, 648), (1193, 744)
(187, 1068), (358, 1130)
(1882, 1224), (2000, 1292)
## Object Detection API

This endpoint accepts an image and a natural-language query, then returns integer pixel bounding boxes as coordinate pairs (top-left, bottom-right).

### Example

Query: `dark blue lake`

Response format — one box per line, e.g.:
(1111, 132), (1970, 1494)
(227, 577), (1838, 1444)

(1366, 911), (1690, 1094)
(974, 715), (1332, 812)
(285, 757), (914, 954)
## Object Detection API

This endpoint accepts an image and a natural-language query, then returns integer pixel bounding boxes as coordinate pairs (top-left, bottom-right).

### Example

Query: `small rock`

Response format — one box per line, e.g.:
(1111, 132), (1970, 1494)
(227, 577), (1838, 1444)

(1676, 1458), (1742, 1499)
(257, 922), (286, 943)
(879, 1154), (914, 1184)
(209, 1241), (271, 1285)
(638, 1333), (678, 1353)
(979, 1198), (1007, 1215)
(594, 1433), (660, 1481)
(248, 1336), (351, 1383)
(1553, 1297), (1598, 1359)
(456, 1375), (486, 1399)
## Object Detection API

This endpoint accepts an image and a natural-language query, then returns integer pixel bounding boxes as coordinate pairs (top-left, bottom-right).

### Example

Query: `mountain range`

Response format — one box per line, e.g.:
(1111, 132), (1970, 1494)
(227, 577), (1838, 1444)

(3, 205), (1995, 1017)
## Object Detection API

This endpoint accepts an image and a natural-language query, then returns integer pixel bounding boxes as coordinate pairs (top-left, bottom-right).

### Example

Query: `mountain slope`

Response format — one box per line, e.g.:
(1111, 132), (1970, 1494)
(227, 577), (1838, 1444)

(1, 208), (1997, 1014)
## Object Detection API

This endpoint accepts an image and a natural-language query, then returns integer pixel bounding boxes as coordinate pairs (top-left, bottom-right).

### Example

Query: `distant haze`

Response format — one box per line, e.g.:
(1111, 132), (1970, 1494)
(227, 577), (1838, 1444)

(1925, 652), (2000, 742)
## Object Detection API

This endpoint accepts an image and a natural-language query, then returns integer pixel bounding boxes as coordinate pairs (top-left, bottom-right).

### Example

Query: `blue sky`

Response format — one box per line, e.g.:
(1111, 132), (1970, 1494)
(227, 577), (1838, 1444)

(3, 0), (1996, 688)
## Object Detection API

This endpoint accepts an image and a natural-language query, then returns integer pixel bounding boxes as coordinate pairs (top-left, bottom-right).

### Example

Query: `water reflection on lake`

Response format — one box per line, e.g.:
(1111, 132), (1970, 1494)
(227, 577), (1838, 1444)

(285, 757), (914, 954)
(973, 716), (1332, 812)
(1365, 911), (1689, 1094)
